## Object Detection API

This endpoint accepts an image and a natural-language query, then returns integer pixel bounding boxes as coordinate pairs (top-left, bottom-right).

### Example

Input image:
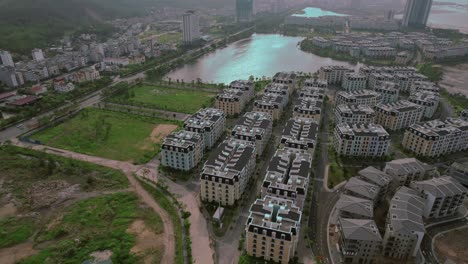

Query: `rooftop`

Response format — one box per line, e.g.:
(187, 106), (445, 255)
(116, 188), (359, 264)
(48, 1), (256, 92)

(339, 218), (382, 241)
(344, 177), (381, 200)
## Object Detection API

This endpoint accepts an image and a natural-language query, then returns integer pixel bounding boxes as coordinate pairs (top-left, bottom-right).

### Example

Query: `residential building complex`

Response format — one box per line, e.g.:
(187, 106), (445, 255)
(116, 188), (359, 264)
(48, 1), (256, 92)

(335, 90), (381, 107)
(184, 108), (226, 149)
(280, 118), (318, 154)
(410, 176), (467, 219)
(333, 123), (390, 157)
(231, 111), (273, 155)
(374, 100), (424, 131)
(402, 118), (468, 157)
(408, 91), (440, 118)
(245, 196), (302, 264)
(341, 72), (367, 91)
(200, 138), (257, 206)
(334, 104), (375, 124)
(319, 66), (353, 85)
(161, 131), (204, 171)
(261, 148), (312, 208)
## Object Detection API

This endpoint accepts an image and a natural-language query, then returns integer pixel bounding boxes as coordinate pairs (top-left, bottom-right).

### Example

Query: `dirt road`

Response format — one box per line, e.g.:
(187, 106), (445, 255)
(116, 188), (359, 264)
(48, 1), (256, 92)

(441, 63), (468, 96)
(12, 141), (176, 264)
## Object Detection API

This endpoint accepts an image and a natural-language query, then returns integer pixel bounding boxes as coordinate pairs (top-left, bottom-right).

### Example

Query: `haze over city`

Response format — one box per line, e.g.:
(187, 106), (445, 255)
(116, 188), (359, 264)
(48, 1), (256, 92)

(0, 1), (468, 264)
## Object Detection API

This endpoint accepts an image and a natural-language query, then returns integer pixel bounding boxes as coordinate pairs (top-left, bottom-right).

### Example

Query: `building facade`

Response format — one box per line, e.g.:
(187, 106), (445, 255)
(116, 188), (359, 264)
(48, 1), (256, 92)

(408, 91), (440, 118)
(335, 90), (381, 107)
(333, 123), (391, 157)
(335, 104), (375, 125)
(184, 108), (226, 149)
(293, 97), (323, 121)
(182, 11), (200, 44)
(342, 73), (367, 91)
(374, 100), (424, 131)
(161, 131), (204, 171)
(402, 0), (433, 28)
(231, 111), (273, 155)
(280, 118), (319, 154)
(319, 66), (353, 85)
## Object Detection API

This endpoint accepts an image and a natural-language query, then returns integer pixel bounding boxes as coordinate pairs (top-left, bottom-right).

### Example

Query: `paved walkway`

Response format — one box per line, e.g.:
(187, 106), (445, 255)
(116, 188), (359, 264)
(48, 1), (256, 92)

(12, 141), (176, 264)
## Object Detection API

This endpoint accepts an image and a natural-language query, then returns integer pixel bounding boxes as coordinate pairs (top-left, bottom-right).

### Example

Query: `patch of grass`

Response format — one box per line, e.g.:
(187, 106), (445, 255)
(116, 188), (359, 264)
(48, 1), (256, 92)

(22, 193), (141, 264)
(0, 217), (36, 248)
(441, 89), (468, 114)
(108, 84), (215, 114)
(139, 180), (185, 264)
(0, 145), (128, 206)
(417, 63), (443, 82)
(32, 108), (180, 163)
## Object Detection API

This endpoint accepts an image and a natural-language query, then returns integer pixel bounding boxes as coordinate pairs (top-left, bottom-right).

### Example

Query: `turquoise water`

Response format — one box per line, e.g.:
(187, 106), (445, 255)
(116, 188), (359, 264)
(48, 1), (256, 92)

(292, 7), (348, 18)
(166, 34), (358, 84)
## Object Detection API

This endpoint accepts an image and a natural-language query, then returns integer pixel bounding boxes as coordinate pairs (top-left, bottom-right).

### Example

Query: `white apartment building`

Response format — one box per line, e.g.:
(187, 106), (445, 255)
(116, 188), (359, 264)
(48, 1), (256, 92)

(368, 73), (395, 89)
(335, 104), (375, 124)
(0, 50), (14, 67)
(32, 48), (45, 61)
(273, 72), (297, 92)
(335, 90), (381, 107)
(319, 66), (353, 85)
(408, 91), (440, 118)
(184, 108), (226, 149)
(341, 72), (367, 91)
(280, 118), (319, 154)
(200, 139), (257, 206)
(253, 93), (286, 120)
(384, 158), (436, 187)
(215, 79), (255, 116)
(333, 123), (391, 157)
(402, 118), (468, 157)
(161, 131), (204, 171)
(231, 111), (273, 155)
(374, 81), (399, 103)
(182, 11), (200, 44)
(374, 100), (424, 131)
(382, 187), (425, 259)
(245, 196), (302, 264)
(394, 73), (427, 92)
(261, 148), (312, 208)
(293, 97), (323, 121)
(410, 176), (467, 219)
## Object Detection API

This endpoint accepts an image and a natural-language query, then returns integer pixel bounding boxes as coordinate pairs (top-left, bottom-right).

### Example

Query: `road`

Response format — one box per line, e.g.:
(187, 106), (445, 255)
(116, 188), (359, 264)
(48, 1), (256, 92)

(0, 26), (254, 143)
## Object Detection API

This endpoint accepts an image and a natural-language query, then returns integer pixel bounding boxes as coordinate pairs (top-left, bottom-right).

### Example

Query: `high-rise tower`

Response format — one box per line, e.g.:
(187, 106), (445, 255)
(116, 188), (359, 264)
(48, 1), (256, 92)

(402, 0), (433, 28)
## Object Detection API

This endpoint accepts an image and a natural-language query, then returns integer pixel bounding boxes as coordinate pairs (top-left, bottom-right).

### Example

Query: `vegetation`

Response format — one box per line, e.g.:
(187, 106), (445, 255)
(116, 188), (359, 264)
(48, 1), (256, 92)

(32, 108), (180, 163)
(0, 145), (128, 205)
(140, 180), (185, 264)
(20, 192), (162, 264)
(108, 84), (216, 114)
(417, 63), (443, 82)
(441, 89), (468, 114)
(0, 217), (36, 248)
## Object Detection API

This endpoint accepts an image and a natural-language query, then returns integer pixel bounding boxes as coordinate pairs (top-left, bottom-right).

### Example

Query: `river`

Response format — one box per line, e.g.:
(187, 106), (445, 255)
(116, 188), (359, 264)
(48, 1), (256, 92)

(166, 34), (359, 84)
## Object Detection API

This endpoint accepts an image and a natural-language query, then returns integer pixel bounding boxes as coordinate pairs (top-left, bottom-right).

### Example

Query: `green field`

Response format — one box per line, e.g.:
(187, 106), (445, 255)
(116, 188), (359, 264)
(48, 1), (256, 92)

(109, 84), (215, 114)
(32, 109), (180, 163)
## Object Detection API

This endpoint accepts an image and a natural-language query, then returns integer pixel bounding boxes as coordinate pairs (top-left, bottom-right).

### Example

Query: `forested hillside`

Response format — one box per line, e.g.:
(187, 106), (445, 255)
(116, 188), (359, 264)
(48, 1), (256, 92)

(0, 0), (232, 54)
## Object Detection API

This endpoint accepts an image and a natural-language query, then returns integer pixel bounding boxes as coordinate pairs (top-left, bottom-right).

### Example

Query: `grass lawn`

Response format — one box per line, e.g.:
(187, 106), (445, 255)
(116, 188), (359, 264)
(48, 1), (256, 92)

(110, 84), (215, 114)
(0, 217), (36, 248)
(441, 89), (468, 114)
(32, 109), (181, 163)
(20, 192), (163, 264)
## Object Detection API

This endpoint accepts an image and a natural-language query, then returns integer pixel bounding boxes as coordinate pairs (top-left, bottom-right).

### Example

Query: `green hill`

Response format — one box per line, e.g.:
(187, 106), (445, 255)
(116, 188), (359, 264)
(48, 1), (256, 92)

(0, 0), (233, 54)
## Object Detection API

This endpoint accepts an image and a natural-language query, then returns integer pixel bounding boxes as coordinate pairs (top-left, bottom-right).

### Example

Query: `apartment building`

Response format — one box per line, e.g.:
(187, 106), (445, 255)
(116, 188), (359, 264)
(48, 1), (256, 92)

(333, 123), (391, 157)
(231, 111), (273, 155)
(460, 109), (468, 122)
(299, 86), (326, 100)
(200, 138), (257, 206)
(280, 118), (319, 154)
(161, 131), (204, 171)
(384, 158), (436, 187)
(341, 72), (367, 91)
(358, 166), (392, 198)
(304, 78), (328, 88)
(410, 176), (467, 219)
(215, 80), (255, 116)
(402, 118), (468, 157)
(338, 218), (382, 264)
(408, 91), (440, 118)
(336, 194), (374, 219)
(448, 162), (468, 186)
(293, 97), (323, 121)
(273, 71), (297, 92)
(184, 108), (226, 149)
(261, 148), (312, 208)
(374, 100), (424, 131)
(253, 93), (285, 120)
(374, 81), (399, 103)
(382, 187), (425, 259)
(410, 81), (439, 94)
(245, 196), (302, 264)
(368, 73), (395, 89)
(319, 66), (353, 85)
(335, 90), (381, 107)
(394, 73), (427, 92)
(335, 104), (375, 124)
(343, 177), (381, 202)
(264, 83), (290, 105)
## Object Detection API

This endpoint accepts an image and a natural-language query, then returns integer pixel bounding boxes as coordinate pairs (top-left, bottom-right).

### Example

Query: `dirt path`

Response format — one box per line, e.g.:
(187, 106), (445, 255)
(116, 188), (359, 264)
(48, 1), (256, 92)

(12, 141), (176, 264)
(0, 242), (38, 264)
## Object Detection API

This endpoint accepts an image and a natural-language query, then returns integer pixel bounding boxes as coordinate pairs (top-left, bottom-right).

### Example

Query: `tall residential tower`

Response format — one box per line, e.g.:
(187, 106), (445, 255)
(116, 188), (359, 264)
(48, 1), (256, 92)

(236, 0), (254, 22)
(402, 0), (433, 28)
(182, 11), (200, 44)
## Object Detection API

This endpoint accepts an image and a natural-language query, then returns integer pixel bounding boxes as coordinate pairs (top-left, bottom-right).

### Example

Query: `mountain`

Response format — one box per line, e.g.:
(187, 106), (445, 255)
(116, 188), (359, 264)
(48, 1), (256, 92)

(0, 0), (233, 54)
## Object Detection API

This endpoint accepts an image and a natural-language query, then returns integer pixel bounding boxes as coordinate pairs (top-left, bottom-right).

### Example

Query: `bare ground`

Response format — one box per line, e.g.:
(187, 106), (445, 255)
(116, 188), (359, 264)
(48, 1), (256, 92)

(127, 219), (164, 264)
(0, 203), (17, 218)
(0, 242), (37, 264)
(150, 124), (178, 143)
(434, 227), (468, 264)
(441, 63), (468, 96)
